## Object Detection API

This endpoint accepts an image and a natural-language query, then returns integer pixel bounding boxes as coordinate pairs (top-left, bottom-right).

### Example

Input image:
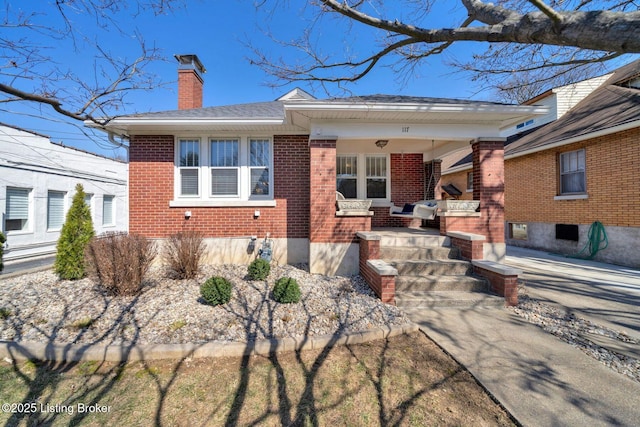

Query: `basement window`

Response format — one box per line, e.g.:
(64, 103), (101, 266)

(509, 223), (528, 240)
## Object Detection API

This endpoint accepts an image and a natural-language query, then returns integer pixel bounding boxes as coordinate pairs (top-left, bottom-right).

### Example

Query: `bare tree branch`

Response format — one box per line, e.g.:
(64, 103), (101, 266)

(252, 0), (640, 97)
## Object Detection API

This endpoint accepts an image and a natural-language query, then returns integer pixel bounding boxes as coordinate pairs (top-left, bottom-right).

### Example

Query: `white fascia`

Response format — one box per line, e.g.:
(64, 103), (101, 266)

(284, 100), (547, 115)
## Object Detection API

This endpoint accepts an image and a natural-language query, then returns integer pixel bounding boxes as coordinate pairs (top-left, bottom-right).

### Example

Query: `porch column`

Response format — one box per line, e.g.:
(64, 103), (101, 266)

(472, 137), (506, 261)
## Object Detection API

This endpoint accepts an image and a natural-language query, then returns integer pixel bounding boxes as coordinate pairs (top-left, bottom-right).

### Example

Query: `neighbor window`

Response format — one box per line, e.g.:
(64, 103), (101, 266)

(5, 187), (31, 232)
(467, 172), (473, 191)
(179, 139), (200, 196)
(175, 136), (274, 202)
(103, 195), (114, 226)
(336, 154), (389, 200)
(559, 149), (586, 194)
(84, 193), (94, 219)
(47, 191), (66, 230)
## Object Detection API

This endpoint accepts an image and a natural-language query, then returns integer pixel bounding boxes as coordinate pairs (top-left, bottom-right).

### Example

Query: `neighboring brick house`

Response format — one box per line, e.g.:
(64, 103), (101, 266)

(91, 54), (547, 275)
(442, 60), (640, 268)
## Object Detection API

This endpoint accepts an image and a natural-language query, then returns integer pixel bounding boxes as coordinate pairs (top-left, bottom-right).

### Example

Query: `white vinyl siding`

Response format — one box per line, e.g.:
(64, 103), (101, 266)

(103, 195), (114, 226)
(5, 187), (31, 232)
(559, 149), (586, 195)
(47, 191), (66, 230)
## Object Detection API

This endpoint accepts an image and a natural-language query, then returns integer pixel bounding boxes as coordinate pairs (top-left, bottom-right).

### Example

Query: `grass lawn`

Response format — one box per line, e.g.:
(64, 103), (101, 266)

(0, 331), (514, 426)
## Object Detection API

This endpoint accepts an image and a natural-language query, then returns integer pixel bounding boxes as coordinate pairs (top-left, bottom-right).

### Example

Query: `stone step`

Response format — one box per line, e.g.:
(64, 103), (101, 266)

(389, 259), (472, 276)
(380, 234), (450, 248)
(396, 291), (505, 309)
(379, 246), (460, 261)
(395, 275), (489, 292)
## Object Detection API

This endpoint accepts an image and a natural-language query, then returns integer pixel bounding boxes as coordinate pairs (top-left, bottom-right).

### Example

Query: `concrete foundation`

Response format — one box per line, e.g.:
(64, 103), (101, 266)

(506, 221), (640, 269)
(309, 242), (359, 276)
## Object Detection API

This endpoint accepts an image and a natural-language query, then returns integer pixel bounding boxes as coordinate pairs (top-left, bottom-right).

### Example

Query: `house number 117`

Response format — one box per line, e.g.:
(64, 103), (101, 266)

(401, 127), (410, 133)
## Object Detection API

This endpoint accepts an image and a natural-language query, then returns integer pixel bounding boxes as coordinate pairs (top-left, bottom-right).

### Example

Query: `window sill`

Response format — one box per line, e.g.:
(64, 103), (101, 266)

(169, 199), (277, 208)
(554, 194), (588, 201)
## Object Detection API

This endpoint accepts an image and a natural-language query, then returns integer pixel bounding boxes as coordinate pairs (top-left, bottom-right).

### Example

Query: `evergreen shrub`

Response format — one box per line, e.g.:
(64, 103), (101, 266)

(200, 276), (232, 306)
(247, 258), (270, 281)
(55, 184), (95, 280)
(273, 277), (301, 304)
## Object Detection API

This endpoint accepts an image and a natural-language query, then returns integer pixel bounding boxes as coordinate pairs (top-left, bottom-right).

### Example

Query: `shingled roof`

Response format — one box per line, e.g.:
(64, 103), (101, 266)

(506, 60), (640, 157)
(444, 59), (640, 171)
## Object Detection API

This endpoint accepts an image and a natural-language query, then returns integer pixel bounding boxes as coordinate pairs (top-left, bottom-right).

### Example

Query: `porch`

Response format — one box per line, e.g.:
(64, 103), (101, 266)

(357, 226), (519, 307)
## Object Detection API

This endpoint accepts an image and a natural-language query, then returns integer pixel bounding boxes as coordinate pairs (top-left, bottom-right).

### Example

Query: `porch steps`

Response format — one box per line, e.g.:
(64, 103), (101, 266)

(377, 232), (502, 309)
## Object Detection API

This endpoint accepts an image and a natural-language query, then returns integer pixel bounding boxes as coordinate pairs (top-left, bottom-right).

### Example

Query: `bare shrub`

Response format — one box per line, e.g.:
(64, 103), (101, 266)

(163, 230), (205, 279)
(85, 232), (157, 296)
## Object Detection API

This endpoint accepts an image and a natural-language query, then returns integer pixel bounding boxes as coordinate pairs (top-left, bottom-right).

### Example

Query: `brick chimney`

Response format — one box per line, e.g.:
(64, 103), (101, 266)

(174, 54), (206, 110)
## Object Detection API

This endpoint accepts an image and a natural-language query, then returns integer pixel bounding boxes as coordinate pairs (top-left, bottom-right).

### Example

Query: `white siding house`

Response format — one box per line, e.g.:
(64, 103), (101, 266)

(0, 123), (128, 262)
(500, 73), (612, 138)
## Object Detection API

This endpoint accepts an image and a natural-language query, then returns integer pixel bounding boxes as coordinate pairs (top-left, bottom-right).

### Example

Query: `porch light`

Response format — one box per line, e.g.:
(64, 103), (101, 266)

(375, 139), (389, 149)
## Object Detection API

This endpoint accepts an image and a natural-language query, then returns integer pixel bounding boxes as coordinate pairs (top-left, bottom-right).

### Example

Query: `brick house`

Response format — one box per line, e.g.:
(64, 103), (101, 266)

(441, 60), (640, 269)
(92, 54), (547, 276)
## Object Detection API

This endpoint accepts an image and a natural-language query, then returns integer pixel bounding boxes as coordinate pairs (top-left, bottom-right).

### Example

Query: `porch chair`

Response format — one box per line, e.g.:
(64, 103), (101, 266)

(389, 200), (438, 220)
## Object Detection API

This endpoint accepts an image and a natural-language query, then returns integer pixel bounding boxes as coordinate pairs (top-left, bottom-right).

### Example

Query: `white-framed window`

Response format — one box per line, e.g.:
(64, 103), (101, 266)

(336, 154), (389, 201)
(174, 136), (274, 203)
(249, 138), (271, 197)
(210, 138), (239, 196)
(179, 139), (200, 196)
(559, 149), (586, 195)
(336, 155), (358, 198)
(47, 190), (66, 231)
(466, 172), (473, 191)
(103, 195), (115, 226)
(5, 187), (32, 233)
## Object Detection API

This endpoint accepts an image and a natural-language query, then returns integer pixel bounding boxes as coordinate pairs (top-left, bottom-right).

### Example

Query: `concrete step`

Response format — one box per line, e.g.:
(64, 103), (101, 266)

(379, 246), (460, 261)
(390, 259), (472, 276)
(380, 234), (450, 248)
(396, 291), (505, 309)
(395, 275), (489, 292)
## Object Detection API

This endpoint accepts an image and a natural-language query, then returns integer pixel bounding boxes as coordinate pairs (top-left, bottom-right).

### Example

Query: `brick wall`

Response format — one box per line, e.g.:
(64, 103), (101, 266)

(506, 127), (640, 227)
(373, 153), (425, 228)
(309, 139), (371, 243)
(128, 134), (310, 238)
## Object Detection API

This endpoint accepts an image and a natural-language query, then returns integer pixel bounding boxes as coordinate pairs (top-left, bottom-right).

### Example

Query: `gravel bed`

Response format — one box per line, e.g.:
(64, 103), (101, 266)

(0, 264), (411, 346)
(509, 294), (640, 383)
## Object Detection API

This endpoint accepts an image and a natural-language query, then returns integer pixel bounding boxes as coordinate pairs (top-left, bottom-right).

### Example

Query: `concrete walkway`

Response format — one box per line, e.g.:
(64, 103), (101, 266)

(405, 246), (640, 427)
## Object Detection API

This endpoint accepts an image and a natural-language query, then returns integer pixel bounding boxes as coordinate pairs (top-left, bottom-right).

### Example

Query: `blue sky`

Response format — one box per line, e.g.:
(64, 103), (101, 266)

(1, 1), (629, 158)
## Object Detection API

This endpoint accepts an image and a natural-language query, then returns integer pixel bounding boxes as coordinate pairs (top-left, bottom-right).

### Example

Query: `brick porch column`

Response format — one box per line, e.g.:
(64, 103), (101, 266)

(309, 138), (337, 244)
(472, 138), (506, 261)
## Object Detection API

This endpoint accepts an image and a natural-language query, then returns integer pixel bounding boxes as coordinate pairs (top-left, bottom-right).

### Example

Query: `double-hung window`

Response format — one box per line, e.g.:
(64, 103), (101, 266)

(366, 156), (387, 199)
(336, 155), (358, 198)
(336, 154), (389, 201)
(47, 191), (66, 231)
(5, 187), (31, 232)
(210, 139), (239, 196)
(174, 136), (273, 204)
(103, 195), (115, 226)
(179, 139), (200, 196)
(559, 149), (586, 195)
(250, 138), (271, 197)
